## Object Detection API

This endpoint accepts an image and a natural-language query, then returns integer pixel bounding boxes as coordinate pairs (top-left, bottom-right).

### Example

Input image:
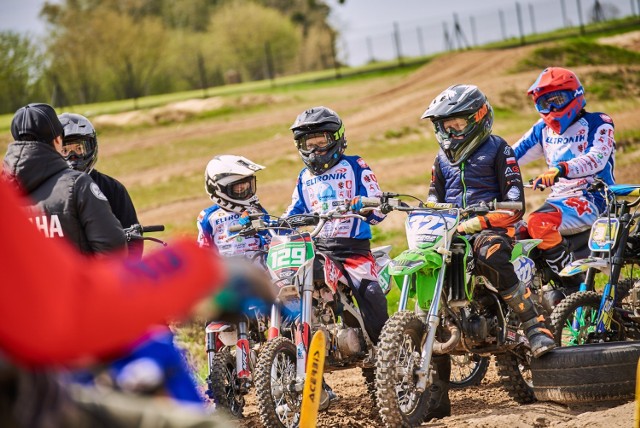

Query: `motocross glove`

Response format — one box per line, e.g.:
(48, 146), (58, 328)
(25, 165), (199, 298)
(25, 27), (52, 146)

(349, 196), (364, 213)
(238, 211), (251, 226)
(532, 164), (566, 190)
(457, 217), (483, 235)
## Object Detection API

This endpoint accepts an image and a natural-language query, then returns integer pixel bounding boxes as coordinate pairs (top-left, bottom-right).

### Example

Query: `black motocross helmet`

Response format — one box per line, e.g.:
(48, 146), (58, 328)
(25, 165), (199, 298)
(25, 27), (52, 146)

(421, 84), (494, 166)
(290, 106), (347, 175)
(58, 113), (98, 173)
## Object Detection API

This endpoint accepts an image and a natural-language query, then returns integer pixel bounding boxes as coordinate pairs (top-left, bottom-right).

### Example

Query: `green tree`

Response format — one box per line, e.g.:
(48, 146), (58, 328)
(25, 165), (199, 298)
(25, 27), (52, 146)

(210, 1), (300, 80)
(0, 32), (46, 113)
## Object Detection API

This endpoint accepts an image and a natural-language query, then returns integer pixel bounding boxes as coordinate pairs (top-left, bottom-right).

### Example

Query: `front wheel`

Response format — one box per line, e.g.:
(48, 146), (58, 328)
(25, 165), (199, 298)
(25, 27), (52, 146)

(376, 311), (430, 428)
(449, 353), (489, 389)
(495, 350), (536, 404)
(254, 337), (300, 428)
(208, 348), (245, 417)
(550, 291), (624, 346)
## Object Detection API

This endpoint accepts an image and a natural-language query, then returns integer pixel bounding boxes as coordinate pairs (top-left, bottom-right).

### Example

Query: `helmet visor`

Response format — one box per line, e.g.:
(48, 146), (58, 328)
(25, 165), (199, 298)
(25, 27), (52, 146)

(298, 132), (334, 153)
(433, 114), (476, 143)
(60, 139), (90, 158)
(535, 90), (574, 114)
(224, 176), (257, 200)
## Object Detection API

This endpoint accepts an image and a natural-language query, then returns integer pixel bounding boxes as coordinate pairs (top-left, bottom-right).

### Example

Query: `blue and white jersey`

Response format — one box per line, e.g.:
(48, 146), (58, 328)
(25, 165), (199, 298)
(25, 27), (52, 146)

(513, 112), (615, 199)
(284, 155), (386, 239)
(196, 205), (265, 257)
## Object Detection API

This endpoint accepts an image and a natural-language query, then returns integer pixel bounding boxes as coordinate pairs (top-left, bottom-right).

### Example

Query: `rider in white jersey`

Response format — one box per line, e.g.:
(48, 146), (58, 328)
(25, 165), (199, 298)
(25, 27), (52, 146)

(513, 67), (615, 288)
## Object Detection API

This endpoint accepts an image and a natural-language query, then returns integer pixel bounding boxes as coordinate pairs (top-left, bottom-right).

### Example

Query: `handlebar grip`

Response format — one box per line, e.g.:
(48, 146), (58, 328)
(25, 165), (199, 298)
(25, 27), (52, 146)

(494, 201), (523, 211)
(423, 201), (456, 209)
(360, 196), (381, 207)
(142, 225), (165, 233)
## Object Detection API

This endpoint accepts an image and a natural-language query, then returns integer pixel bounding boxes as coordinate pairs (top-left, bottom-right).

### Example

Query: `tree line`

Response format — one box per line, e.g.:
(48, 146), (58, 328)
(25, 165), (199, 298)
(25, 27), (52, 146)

(0, 0), (340, 114)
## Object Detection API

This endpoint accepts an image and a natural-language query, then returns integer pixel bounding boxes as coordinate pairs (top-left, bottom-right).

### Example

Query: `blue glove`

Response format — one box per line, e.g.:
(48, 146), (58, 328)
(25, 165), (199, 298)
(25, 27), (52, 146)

(238, 211), (251, 226)
(350, 196), (363, 213)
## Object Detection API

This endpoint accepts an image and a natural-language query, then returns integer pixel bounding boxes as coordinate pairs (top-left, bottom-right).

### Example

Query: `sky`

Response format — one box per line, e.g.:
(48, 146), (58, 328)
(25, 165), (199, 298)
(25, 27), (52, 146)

(1, 0), (636, 65)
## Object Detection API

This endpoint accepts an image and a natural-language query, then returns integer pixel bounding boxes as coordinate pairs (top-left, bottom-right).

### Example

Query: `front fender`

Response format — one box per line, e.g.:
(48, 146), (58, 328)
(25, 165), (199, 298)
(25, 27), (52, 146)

(389, 248), (443, 307)
(560, 257), (611, 277)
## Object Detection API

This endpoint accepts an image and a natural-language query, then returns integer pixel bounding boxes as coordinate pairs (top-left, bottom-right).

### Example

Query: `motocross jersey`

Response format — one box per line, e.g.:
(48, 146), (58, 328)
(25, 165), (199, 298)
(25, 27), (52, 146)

(513, 112), (616, 201)
(196, 205), (267, 258)
(284, 155), (386, 239)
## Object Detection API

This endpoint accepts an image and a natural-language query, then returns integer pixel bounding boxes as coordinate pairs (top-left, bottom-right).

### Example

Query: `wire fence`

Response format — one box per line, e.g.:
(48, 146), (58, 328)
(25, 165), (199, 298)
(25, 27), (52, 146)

(333, 0), (640, 67)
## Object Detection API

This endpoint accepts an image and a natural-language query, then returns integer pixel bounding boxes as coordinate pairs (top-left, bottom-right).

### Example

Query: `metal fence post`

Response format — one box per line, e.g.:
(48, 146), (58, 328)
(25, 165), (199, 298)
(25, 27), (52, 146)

(576, 0), (585, 34)
(417, 27), (426, 56)
(561, 0), (569, 26)
(516, 2), (526, 45)
(529, 3), (537, 34)
(499, 9), (507, 40)
(393, 22), (404, 66)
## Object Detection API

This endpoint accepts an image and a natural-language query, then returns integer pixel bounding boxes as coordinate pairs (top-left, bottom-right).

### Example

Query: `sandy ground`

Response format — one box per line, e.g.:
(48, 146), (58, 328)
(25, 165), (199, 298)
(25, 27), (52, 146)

(234, 363), (633, 427)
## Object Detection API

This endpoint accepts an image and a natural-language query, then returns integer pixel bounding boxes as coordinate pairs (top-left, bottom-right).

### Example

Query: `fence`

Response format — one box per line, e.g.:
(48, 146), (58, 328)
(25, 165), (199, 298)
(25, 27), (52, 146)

(333, 0), (640, 67)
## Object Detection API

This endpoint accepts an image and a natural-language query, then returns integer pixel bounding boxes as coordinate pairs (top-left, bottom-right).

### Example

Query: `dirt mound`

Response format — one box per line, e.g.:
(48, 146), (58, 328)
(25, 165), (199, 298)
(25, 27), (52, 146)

(599, 29), (640, 52)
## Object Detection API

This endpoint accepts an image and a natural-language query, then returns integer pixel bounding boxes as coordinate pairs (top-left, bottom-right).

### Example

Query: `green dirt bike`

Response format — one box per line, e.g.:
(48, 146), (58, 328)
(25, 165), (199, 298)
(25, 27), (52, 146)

(371, 194), (544, 427)
(553, 179), (640, 346)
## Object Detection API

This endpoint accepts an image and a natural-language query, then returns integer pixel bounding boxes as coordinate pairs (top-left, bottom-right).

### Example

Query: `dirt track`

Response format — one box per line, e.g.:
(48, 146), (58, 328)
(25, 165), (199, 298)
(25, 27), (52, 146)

(235, 362), (633, 427)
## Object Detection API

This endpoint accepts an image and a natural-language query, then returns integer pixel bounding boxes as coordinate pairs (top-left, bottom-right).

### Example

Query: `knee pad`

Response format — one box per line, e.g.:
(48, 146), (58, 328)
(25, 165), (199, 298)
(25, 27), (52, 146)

(527, 209), (563, 250)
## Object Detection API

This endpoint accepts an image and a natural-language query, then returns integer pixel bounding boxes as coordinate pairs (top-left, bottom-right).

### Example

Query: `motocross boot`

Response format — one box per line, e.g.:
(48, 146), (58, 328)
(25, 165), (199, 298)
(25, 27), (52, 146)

(319, 379), (338, 411)
(500, 282), (556, 358)
(425, 354), (451, 422)
(542, 241), (582, 296)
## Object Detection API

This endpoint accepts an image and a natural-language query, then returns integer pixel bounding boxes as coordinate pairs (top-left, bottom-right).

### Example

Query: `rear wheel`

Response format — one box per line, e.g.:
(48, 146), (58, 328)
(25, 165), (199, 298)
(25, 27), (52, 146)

(208, 348), (245, 417)
(495, 349), (536, 404)
(376, 311), (430, 427)
(449, 353), (489, 389)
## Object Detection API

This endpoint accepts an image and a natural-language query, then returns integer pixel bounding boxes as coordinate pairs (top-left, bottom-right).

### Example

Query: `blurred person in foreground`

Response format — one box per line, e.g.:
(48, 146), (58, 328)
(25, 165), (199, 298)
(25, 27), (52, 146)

(57, 113), (202, 405)
(0, 175), (275, 427)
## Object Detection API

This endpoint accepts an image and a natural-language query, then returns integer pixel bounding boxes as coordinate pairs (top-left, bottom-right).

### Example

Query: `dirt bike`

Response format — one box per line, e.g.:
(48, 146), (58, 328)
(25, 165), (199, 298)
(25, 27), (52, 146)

(371, 194), (544, 427)
(552, 179), (640, 346)
(231, 206), (391, 428)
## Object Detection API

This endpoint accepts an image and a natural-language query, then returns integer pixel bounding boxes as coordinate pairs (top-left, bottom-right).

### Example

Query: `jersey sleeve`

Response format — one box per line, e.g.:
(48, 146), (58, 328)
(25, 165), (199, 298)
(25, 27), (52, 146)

(355, 158), (386, 224)
(479, 142), (524, 230)
(512, 120), (545, 166)
(283, 171), (309, 216)
(427, 156), (445, 203)
(559, 117), (615, 178)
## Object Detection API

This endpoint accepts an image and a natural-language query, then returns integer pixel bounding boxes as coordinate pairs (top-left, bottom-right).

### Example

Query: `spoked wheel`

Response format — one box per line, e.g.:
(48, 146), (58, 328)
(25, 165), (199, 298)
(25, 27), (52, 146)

(495, 348), (536, 404)
(255, 337), (300, 428)
(376, 311), (430, 427)
(449, 353), (489, 389)
(550, 291), (624, 346)
(209, 348), (246, 417)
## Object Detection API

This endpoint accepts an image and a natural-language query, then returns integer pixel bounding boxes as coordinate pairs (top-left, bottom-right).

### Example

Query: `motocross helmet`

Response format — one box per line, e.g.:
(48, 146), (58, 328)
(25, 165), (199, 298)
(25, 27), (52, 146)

(204, 155), (265, 213)
(290, 106), (347, 176)
(58, 113), (98, 173)
(527, 67), (586, 135)
(421, 84), (494, 166)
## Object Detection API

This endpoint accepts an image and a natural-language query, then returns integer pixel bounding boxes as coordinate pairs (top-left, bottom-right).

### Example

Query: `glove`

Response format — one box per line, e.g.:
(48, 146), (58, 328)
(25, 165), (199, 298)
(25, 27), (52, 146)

(238, 211), (251, 226)
(532, 167), (561, 190)
(456, 217), (483, 235)
(350, 196), (363, 213)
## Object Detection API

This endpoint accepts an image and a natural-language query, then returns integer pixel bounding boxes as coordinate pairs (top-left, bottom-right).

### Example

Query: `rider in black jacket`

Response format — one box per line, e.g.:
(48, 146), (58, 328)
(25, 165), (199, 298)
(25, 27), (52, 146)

(3, 103), (126, 255)
(58, 113), (143, 259)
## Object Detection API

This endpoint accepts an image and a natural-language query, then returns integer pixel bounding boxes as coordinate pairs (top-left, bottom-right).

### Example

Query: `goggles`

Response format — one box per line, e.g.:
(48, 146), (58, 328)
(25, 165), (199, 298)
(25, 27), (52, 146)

(297, 132), (334, 152)
(60, 139), (90, 158)
(435, 116), (475, 139)
(224, 176), (256, 200)
(535, 90), (575, 114)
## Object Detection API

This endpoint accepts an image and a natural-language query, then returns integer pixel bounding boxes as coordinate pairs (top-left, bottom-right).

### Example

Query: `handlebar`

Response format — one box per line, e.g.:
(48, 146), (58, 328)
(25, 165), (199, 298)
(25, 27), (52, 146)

(123, 224), (167, 246)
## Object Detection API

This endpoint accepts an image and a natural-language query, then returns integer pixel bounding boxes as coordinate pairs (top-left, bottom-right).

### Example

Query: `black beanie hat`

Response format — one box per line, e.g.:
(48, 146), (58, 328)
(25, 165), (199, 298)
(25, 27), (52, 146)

(11, 103), (64, 144)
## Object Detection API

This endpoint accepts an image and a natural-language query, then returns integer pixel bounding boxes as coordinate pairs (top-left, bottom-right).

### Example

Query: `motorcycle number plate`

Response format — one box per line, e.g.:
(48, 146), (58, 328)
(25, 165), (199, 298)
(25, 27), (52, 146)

(589, 218), (620, 252)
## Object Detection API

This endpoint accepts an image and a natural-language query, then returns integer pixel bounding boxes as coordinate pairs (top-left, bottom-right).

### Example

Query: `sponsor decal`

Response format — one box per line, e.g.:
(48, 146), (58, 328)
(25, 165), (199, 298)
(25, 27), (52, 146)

(565, 197), (593, 216)
(357, 158), (368, 168)
(506, 157), (517, 165)
(545, 134), (586, 144)
(318, 183), (336, 202)
(30, 214), (64, 238)
(90, 182), (108, 201)
(600, 114), (612, 123)
(503, 146), (511, 155)
(334, 167), (347, 173)
(507, 186), (521, 200)
(305, 172), (347, 186)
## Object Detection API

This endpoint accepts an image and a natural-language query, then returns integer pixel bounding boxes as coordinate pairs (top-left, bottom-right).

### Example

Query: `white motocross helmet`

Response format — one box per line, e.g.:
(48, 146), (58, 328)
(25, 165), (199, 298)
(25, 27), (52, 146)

(204, 155), (265, 212)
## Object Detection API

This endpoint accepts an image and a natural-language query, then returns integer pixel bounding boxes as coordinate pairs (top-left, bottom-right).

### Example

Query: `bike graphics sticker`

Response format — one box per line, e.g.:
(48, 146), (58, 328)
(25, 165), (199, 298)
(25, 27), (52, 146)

(405, 211), (457, 249)
(267, 234), (314, 281)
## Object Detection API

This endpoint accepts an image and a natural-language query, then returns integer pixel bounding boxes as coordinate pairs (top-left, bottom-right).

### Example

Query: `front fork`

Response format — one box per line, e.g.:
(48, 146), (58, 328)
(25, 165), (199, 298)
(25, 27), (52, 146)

(395, 264), (447, 393)
(236, 321), (252, 382)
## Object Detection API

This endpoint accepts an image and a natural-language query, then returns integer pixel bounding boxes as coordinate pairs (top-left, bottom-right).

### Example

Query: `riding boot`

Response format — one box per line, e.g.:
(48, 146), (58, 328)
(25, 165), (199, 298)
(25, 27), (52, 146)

(425, 354), (451, 421)
(541, 240), (582, 295)
(319, 379), (338, 411)
(500, 282), (556, 358)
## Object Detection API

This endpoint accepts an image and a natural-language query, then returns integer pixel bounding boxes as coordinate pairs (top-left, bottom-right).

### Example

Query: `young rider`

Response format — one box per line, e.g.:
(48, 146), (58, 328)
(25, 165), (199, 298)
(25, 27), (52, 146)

(512, 67), (615, 292)
(424, 84), (556, 420)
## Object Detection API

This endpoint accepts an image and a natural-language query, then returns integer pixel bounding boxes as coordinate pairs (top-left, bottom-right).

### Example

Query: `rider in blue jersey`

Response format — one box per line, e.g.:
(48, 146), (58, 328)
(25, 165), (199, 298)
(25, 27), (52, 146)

(285, 106), (389, 410)
(513, 67), (615, 290)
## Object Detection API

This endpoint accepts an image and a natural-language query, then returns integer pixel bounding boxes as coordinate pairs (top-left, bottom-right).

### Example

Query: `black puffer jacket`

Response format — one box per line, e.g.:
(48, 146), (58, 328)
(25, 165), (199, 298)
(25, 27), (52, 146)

(3, 141), (126, 255)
